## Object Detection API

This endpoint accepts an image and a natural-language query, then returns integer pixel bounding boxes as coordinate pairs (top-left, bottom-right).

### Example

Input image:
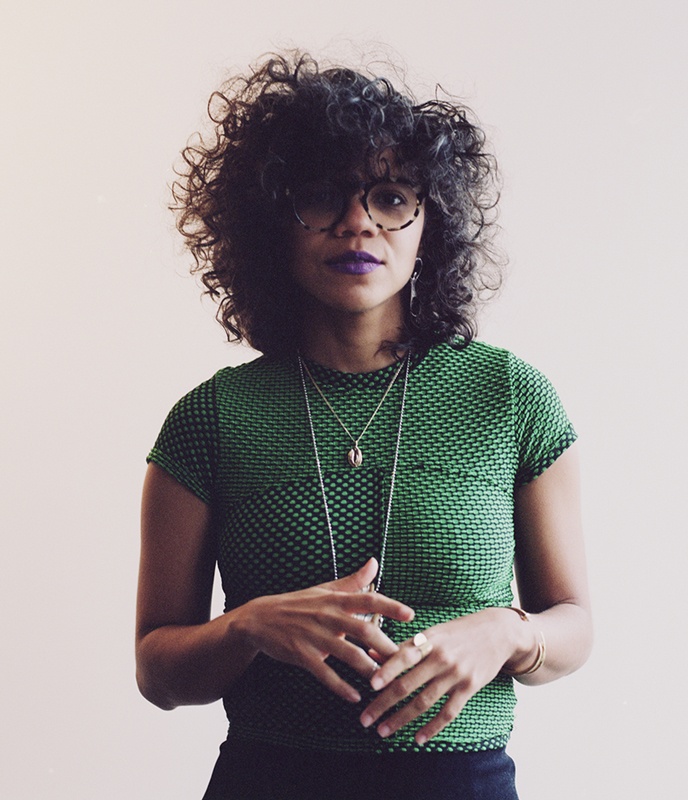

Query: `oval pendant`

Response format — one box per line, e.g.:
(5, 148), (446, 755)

(347, 445), (363, 468)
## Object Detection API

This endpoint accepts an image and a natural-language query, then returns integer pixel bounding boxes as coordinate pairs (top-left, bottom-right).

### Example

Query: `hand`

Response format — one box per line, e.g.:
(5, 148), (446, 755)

(360, 608), (526, 745)
(239, 558), (415, 703)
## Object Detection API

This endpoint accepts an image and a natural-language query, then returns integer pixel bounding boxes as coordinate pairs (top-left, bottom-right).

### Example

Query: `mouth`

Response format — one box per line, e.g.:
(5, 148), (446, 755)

(325, 251), (382, 274)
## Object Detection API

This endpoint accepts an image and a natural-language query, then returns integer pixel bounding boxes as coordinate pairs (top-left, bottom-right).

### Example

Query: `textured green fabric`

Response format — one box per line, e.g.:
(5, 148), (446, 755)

(147, 341), (576, 753)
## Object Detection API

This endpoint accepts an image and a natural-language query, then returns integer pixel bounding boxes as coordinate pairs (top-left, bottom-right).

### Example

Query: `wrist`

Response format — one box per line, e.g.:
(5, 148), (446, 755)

(225, 599), (263, 659)
(498, 607), (545, 676)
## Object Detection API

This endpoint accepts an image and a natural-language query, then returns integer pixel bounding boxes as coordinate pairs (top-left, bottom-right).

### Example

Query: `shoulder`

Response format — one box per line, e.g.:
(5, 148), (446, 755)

(209, 353), (292, 391)
(422, 341), (567, 418)
(436, 341), (555, 390)
(203, 355), (299, 419)
(152, 354), (274, 442)
(170, 353), (281, 405)
(430, 339), (510, 366)
(424, 340), (514, 385)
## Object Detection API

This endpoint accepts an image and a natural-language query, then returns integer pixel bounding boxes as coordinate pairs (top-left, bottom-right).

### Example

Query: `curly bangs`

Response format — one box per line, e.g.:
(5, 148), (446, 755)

(172, 51), (502, 357)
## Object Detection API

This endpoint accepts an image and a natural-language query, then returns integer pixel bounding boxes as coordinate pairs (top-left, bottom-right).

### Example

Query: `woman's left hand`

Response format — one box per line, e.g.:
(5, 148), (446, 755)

(359, 608), (527, 746)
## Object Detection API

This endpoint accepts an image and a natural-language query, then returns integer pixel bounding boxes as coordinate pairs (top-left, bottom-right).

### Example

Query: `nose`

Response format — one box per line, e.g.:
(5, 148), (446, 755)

(331, 190), (378, 238)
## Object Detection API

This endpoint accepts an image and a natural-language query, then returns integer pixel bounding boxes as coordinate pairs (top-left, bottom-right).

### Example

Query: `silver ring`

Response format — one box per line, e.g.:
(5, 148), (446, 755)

(412, 632), (433, 660)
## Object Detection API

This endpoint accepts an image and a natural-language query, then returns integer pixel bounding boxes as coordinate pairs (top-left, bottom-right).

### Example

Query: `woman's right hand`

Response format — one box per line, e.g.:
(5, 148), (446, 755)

(236, 558), (415, 703)
(137, 465), (413, 709)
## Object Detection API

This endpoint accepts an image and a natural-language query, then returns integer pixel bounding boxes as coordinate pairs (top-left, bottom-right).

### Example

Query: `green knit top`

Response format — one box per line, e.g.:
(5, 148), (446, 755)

(147, 341), (576, 753)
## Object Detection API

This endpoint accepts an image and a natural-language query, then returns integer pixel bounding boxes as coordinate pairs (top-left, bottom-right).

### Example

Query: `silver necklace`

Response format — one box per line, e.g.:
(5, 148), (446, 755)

(297, 354), (411, 624)
(300, 358), (405, 468)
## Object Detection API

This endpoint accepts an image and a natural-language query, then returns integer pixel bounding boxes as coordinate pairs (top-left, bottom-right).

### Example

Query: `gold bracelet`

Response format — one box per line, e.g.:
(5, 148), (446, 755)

(501, 607), (547, 676)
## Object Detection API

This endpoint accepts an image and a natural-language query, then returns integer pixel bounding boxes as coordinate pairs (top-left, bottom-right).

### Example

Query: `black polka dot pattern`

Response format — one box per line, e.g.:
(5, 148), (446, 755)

(147, 342), (577, 753)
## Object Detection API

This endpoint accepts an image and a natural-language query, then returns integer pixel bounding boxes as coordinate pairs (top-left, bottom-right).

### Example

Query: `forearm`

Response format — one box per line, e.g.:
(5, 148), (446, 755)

(502, 600), (592, 685)
(507, 446), (592, 684)
(136, 605), (258, 710)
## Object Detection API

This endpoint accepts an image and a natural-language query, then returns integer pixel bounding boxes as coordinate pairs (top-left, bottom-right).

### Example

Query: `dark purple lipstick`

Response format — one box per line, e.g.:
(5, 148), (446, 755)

(325, 250), (382, 275)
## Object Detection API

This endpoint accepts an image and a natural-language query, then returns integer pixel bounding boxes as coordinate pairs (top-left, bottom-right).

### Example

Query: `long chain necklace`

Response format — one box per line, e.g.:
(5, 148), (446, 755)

(300, 357), (405, 468)
(297, 354), (411, 624)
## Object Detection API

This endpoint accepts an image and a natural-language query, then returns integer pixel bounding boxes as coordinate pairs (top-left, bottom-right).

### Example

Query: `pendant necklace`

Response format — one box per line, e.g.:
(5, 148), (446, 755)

(300, 357), (405, 468)
(297, 353), (411, 626)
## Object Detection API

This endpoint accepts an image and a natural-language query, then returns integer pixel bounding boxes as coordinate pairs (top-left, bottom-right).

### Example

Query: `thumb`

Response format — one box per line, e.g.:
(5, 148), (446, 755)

(323, 557), (379, 592)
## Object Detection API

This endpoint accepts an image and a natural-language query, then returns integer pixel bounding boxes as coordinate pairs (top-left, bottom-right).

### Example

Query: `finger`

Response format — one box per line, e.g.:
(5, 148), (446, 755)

(302, 616), (390, 681)
(367, 634), (429, 692)
(342, 618), (402, 660)
(360, 662), (434, 728)
(322, 558), (379, 592)
(366, 648), (385, 664)
(304, 652), (363, 704)
(328, 636), (383, 680)
(372, 677), (455, 740)
(338, 591), (415, 624)
(337, 620), (398, 663)
(414, 690), (469, 746)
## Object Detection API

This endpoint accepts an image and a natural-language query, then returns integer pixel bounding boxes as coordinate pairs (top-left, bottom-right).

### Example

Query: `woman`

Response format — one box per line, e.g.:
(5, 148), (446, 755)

(136, 52), (592, 799)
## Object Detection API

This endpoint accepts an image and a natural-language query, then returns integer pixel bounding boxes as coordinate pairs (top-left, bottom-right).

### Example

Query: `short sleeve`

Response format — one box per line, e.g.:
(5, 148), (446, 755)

(509, 354), (578, 487)
(146, 377), (217, 504)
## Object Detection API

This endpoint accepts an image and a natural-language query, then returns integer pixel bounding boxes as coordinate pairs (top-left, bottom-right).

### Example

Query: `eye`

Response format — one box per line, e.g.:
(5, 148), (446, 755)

(368, 182), (416, 212)
(296, 182), (340, 211)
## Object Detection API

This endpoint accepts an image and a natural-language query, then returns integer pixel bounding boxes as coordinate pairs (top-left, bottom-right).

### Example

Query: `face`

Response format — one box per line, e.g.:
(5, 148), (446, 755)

(288, 172), (425, 321)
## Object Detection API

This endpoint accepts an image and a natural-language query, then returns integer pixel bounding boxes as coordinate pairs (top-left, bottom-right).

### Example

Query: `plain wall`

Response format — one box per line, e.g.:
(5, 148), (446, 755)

(2, 1), (686, 797)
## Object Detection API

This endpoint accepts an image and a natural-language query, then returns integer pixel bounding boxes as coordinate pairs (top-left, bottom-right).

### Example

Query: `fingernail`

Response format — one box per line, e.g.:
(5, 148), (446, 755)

(360, 713), (373, 728)
(370, 675), (383, 691)
(377, 724), (391, 739)
(416, 733), (427, 746)
(347, 690), (361, 703)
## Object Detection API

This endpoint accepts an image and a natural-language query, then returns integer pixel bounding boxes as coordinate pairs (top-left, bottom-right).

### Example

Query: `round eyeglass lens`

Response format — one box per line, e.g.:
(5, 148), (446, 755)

(366, 182), (420, 230)
(292, 181), (421, 232)
(292, 182), (344, 231)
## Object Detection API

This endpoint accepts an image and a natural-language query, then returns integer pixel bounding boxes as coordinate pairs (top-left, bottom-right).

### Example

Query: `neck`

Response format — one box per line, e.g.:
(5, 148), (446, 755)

(298, 303), (405, 373)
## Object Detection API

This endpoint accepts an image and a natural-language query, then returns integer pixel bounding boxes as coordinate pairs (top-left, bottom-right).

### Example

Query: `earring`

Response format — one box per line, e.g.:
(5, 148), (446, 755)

(410, 257), (423, 318)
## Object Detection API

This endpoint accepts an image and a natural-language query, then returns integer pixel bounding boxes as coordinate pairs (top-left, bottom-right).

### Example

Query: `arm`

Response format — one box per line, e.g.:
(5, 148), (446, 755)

(509, 441), (592, 683)
(136, 463), (415, 711)
(135, 463), (255, 709)
(359, 443), (592, 743)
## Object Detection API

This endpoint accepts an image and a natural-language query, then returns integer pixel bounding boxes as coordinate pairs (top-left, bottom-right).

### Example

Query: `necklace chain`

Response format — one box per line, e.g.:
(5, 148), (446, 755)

(297, 353), (411, 593)
(300, 358), (405, 468)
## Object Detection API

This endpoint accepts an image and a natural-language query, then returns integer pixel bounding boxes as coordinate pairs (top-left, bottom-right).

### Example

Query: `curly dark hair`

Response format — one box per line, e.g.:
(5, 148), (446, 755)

(172, 51), (502, 357)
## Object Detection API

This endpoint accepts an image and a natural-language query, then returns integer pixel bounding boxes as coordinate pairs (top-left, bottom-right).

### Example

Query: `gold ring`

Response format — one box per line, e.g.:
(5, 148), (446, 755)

(412, 632), (433, 660)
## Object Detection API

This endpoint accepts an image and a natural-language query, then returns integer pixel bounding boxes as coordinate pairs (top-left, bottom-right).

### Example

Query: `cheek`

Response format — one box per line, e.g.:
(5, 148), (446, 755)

(288, 225), (318, 272)
(416, 211), (427, 252)
(402, 210), (425, 257)
(286, 233), (307, 285)
(400, 225), (424, 268)
(286, 230), (326, 299)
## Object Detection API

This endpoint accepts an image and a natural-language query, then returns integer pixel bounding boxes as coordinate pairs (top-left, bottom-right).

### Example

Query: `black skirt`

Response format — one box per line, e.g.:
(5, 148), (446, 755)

(201, 739), (519, 800)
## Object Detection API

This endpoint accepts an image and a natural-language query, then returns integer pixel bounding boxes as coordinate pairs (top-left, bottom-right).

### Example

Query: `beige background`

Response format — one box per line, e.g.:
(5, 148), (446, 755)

(2, 1), (686, 797)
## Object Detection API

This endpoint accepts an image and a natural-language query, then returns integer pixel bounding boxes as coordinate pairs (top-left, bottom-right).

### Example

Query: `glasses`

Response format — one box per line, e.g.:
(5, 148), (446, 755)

(287, 179), (425, 233)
